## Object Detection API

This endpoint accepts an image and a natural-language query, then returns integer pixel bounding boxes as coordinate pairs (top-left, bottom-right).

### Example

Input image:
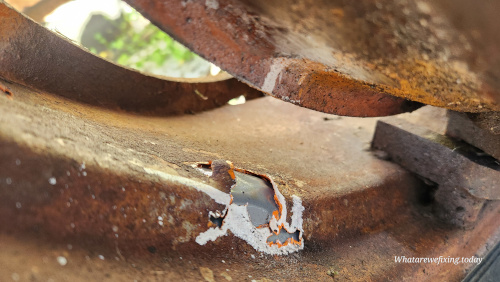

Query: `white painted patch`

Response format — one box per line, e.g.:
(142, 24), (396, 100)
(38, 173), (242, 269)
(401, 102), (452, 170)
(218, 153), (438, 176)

(290, 195), (305, 231)
(144, 166), (304, 255)
(196, 197), (304, 255)
(195, 173), (304, 255)
(261, 58), (291, 94)
(195, 224), (227, 245)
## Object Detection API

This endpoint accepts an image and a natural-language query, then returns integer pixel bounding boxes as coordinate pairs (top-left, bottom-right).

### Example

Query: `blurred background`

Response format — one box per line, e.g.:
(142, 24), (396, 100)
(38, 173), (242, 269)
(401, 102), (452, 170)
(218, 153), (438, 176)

(6, 0), (221, 78)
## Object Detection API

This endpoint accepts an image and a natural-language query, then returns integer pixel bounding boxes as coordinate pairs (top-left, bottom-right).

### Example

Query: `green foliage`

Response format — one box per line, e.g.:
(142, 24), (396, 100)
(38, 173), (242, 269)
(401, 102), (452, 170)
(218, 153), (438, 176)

(91, 9), (196, 69)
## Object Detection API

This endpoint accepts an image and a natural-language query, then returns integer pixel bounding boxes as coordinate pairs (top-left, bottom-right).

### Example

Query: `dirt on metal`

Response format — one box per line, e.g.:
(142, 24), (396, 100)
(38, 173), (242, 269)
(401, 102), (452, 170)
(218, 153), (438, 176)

(126, 0), (500, 114)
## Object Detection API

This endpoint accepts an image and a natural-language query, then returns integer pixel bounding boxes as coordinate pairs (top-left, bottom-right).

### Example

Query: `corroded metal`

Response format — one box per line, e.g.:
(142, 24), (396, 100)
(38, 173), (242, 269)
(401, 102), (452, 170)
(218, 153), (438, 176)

(126, 0), (500, 115)
(372, 118), (500, 226)
(194, 161), (303, 253)
(447, 111), (500, 160)
(2, 79), (500, 280)
(0, 2), (262, 116)
(372, 118), (500, 200)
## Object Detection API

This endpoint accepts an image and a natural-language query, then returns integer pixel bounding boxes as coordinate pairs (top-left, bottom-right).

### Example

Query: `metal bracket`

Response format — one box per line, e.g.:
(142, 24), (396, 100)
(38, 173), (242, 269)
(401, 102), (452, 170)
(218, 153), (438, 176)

(372, 116), (499, 227)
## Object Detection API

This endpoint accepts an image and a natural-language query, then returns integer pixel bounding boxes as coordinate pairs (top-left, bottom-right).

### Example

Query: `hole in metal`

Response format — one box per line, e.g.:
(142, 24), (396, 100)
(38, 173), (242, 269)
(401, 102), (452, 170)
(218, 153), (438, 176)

(231, 171), (278, 228)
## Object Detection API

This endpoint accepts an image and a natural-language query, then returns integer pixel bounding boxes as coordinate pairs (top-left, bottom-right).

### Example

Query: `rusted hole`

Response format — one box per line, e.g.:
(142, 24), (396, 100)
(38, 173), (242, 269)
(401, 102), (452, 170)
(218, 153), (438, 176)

(231, 171), (278, 227)
(194, 161), (304, 254)
(198, 162), (279, 227)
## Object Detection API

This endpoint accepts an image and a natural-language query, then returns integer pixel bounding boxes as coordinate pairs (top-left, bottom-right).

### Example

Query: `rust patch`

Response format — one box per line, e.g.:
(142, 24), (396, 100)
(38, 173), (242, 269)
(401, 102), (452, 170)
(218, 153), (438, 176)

(1, 80), (499, 280)
(0, 81), (13, 99)
(0, 2), (262, 116)
(126, 0), (500, 114)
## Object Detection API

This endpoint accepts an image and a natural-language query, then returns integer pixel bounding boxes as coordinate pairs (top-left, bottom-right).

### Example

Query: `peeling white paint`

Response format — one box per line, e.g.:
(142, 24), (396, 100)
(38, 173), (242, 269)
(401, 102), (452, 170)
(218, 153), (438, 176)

(144, 166), (304, 255)
(196, 173), (304, 255)
(290, 195), (305, 231)
(196, 195), (304, 255)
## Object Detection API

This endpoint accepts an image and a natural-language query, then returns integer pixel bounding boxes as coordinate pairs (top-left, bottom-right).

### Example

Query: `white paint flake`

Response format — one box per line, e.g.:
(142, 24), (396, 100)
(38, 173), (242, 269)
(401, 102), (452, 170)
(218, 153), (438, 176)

(195, 175), (304, 255)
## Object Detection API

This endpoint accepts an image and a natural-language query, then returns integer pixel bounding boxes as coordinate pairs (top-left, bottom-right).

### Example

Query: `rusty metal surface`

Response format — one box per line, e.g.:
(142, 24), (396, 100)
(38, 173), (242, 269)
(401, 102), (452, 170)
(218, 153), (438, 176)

(1, 79), (500, 280)
(372, 118), (500, 200)
(125, 0), (500, 115)
(0, 77), (419, 253)
(0, 2), (262, 116)
(433, 184), (487, 227)
(465, 112), (500, 135)
(371, 116), (496, 227)
(447, 111), (500, 160)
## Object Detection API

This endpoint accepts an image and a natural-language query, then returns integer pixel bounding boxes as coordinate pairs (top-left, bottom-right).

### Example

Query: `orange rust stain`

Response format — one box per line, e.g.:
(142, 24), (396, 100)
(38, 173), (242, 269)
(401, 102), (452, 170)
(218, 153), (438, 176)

(330, 8), (344, 19)
(227, 168), (235, 180)
(284, 57), (499, 113)
(0, 82), (13, 99)
(267, 235), (302, 248)
(273, 194), (283, 219)
(256, 223), (270, 229)
(272, 210), (280, 223)
(225, 160), (236, 180)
